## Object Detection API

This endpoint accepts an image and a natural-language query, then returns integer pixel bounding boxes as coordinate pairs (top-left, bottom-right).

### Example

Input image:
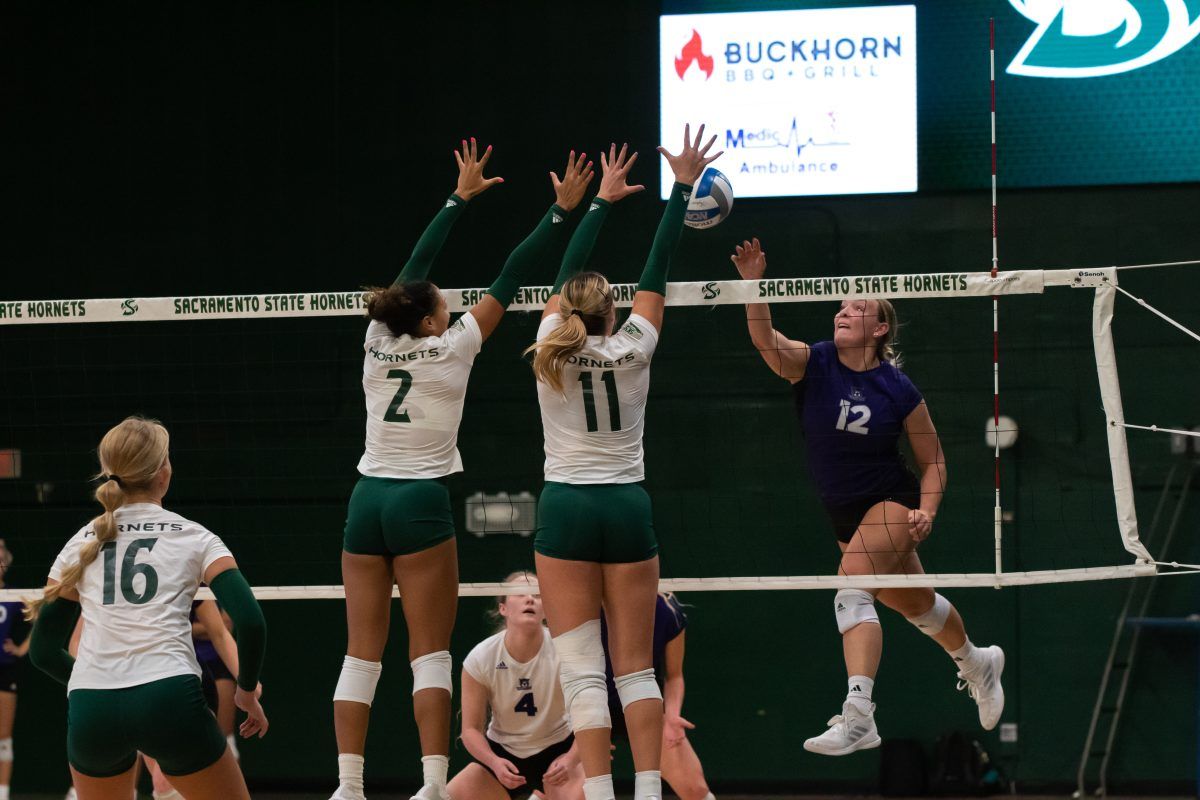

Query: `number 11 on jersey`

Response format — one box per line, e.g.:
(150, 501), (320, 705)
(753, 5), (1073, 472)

(579, 370), (621, 433)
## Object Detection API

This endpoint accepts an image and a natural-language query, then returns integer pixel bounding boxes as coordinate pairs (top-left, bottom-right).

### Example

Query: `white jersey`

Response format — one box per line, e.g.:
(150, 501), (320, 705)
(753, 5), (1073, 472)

(357, 312), (484, 479)
(49, 503), (233, 692)
(462, 627), (571, 758)
(536, 313), (659, 484)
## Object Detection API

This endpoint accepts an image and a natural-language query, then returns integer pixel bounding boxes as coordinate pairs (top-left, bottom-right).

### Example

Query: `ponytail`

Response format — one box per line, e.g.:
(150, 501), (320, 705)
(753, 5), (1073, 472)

(364, 281), (441, 338)
(525, 272), (613, 393)
(876, 299), (902, 367)
(26, 417), (169, 620)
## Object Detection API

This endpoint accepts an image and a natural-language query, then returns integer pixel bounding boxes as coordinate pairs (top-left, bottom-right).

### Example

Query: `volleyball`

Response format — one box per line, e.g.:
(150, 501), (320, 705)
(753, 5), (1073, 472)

(684, 167), (733, 229)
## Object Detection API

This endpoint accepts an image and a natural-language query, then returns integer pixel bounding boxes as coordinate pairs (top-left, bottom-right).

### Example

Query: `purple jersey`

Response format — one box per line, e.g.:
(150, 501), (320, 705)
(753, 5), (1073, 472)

(601, 594), (688, 705)
(191, 601), (219, 663)
(0, 601), (25, 666)
(794, 341), (923, 505)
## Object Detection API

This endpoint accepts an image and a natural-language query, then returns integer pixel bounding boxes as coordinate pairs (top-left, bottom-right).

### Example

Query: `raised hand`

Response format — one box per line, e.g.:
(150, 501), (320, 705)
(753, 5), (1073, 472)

(453, 137), (503, 200)
(596, 142), (645, 204)
(657, 123), (723, 187)
(235, 685), (269, 738)
(550, 150), (595, 213)
(731, 237), (767, 280)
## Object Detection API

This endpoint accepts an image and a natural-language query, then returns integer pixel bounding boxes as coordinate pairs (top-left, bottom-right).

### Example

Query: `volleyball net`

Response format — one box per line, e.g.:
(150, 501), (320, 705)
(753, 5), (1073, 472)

(2, 263), (1196, 600)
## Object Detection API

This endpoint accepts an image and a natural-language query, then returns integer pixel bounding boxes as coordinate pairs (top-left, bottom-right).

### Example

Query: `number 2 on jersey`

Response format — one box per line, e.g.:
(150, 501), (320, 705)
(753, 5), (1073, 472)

(101, 538), (160, 605)
(514, 692), (539, 717)
(579, 370), (621, 433)
(383, 368), (413, 423)
(836, 399), (871, 435)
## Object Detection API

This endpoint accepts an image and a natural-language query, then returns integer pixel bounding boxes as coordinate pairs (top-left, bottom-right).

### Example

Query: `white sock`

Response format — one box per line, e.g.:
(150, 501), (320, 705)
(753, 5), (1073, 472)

(338, 753), (365, 793)
(0, 785), (9, 800)
(421, 754), (449, 788)
(950, 639), (983, 671)
(583, 774), (616, 800)
(701, 794), (716, 800)
(634, 769), (662, 800)
(152, 790), (183, 800)
(846, 675), (875, 712)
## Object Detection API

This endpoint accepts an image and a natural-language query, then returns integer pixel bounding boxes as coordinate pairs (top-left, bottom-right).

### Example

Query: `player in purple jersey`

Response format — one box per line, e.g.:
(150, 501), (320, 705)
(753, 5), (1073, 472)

(730, 239), (1005, 757)
(0, 540), (29, 800)
(601, 595), (714, 800)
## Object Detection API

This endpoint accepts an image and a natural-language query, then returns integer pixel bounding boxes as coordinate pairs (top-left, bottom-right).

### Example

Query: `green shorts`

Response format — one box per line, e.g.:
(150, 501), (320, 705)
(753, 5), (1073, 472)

(344, 475), (456, 556)
(534, 482), (658, 564)
(67, 674), (227, 778)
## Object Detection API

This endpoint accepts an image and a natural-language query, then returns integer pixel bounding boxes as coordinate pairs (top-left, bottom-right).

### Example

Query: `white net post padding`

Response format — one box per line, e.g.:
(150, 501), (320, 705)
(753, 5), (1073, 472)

(1092, 274), (1152, 563)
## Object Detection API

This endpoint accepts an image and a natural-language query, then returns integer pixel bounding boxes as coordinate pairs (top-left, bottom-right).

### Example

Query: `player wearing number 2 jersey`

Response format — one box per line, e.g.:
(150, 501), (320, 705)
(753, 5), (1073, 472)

(332, 140), (596, 800)
(729, 238), (1005, 757)
(526, 130), (723, 800)
(448, 572), (583, 800)
(25, 416), (267, 800)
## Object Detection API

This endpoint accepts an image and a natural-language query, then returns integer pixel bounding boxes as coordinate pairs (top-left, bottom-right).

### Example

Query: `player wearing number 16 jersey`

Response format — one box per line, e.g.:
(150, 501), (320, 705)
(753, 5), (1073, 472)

(525, 130), (723, 800)
(25, 416), (267, 800)
(332, 140), (596, 800)
(729, 238), (1005, 757)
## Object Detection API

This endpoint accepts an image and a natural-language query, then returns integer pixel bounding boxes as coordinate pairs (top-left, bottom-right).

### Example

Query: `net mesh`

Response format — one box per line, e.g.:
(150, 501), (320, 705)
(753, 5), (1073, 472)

(0, 268), (1163, 599)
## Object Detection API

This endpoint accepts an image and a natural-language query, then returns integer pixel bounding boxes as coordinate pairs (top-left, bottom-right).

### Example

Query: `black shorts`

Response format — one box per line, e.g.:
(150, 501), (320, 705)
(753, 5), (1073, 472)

(823, 473), (922, 544)
(473, 735), (574, 798)
(0, 662), (17, 694)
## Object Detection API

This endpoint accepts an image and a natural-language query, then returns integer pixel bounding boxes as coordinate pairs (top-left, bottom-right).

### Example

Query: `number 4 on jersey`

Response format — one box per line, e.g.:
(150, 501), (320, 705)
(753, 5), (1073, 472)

(514, 692), (538, 717)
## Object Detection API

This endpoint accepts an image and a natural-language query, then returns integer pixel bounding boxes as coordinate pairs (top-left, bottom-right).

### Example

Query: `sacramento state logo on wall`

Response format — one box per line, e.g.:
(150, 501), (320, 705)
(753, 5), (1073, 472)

(1008, 0), (1200, 78)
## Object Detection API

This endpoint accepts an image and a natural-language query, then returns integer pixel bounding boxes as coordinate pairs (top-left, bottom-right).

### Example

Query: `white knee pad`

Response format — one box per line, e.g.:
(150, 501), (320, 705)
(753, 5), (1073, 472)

(333, 655), (382, 706)
(553, 620), (612, 732)
(835, 589), (880, 634)
(614, 668), (662, 710)
(0, 737), (11, 762)
(907, 593), (952, 636)
(411, 650), (453, 695)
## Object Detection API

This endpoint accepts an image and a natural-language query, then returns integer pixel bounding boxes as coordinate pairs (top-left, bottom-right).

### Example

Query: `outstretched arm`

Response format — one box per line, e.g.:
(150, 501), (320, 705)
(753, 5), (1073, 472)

(544, 143), (644, 318)
(730, 238), (810, 382)
(631, 123), (723, 331)
(469, 151), (594, 340)
(393, 138), (503, 285)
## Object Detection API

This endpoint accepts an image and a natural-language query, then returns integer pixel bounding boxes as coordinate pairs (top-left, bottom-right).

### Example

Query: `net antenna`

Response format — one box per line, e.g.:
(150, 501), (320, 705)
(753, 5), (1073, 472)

(989, 17), (1002, 584)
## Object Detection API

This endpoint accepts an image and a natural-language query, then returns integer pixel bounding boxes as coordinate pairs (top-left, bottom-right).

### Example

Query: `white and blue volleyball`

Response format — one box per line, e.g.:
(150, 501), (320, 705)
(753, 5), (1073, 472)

(684, 167), (733, 229)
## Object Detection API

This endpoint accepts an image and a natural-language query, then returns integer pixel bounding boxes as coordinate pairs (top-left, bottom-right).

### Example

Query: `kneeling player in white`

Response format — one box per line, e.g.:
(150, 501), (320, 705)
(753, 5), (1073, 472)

(449, 573), (583, 800)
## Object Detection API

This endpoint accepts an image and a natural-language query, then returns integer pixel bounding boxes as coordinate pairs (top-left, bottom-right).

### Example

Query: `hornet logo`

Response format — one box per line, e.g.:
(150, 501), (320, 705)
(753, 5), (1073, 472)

(1008, 0), (1200, 78)
(120, 299), (139, 316)
(675, 30), (714, 80)
(701, 282), (721, 300)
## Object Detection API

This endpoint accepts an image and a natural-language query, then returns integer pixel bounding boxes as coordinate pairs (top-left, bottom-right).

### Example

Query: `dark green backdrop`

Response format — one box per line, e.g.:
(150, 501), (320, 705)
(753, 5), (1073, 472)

(3, 1), (1199, 795)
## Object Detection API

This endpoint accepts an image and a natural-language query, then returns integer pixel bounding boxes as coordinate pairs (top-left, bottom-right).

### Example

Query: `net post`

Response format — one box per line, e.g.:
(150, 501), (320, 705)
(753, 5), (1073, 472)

(1092, 272), (1152, 562)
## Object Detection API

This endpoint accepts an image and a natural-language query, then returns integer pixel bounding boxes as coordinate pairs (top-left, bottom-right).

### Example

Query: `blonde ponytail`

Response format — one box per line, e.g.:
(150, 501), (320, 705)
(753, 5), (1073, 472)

(875, 299), (902, 367)
(525, 272), (614, 393)
(26, 417), (169, 619)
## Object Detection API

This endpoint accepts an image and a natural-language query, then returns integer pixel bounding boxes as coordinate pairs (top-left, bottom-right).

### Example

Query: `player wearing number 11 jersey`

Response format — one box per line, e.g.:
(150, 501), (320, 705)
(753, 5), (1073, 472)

(526, 130), (724, 800)
(729, 238), (1005, 757)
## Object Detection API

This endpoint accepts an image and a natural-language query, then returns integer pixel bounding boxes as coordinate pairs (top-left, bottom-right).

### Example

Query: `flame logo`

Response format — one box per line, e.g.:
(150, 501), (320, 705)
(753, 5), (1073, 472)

(675, 30), (714, 80)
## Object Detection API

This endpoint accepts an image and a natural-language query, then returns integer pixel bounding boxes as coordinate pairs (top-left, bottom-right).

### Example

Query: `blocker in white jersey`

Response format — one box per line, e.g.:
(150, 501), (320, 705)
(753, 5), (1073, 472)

(536, 312), (659, 484)
(357, 313), (483, 479)
(49, 503), (232, 692)
(462, 627), (571, 758)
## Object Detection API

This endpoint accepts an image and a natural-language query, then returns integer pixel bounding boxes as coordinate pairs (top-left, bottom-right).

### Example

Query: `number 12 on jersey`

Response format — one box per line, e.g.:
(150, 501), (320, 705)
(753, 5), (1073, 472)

(579, 370), (621, 433)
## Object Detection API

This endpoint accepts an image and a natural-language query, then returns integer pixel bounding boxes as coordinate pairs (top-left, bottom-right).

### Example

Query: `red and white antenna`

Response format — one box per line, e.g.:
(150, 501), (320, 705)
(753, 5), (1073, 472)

(990, 18), (1003, 582)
